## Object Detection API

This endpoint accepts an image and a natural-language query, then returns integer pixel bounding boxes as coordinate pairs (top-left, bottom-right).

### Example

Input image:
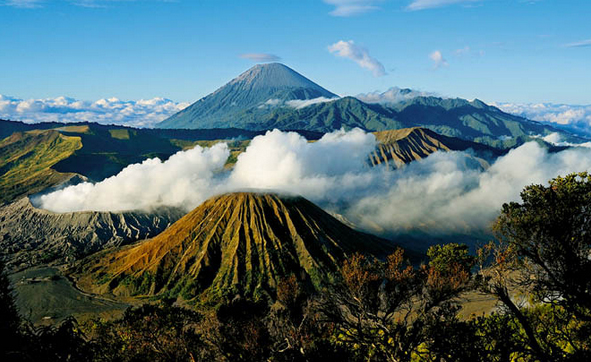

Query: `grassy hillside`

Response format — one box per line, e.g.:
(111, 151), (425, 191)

(0, 120), (324, 205)
(0, 130), (82, 204)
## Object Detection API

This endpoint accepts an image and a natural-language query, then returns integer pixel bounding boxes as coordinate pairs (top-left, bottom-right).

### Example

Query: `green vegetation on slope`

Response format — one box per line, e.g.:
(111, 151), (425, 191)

(0, 130), (82, 204)
(0, 119), (324, 205)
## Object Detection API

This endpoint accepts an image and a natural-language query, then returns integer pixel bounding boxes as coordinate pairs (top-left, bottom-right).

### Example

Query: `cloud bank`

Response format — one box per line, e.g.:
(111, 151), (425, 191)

(258, 97), (339, 110)
(495, 102), (591, 137)
(355, 87), (437, 104)
(35, 129), (591, 237)
(328, 40), (386, 77)
(0, 95), (189, 128)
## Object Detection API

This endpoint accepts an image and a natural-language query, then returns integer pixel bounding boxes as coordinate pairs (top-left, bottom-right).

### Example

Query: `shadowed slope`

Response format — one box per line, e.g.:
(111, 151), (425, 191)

(0, 198), (184, 270)
(76, 192), (397, 303)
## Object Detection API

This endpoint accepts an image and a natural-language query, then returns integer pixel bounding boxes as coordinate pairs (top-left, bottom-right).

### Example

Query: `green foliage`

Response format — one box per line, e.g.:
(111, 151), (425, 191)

(427, 243), (475, 275)
(474, 172), (591, 361)
(319, 248), (474, 362)
(495, 172), (591, 319)
(86, 303), (207, 362)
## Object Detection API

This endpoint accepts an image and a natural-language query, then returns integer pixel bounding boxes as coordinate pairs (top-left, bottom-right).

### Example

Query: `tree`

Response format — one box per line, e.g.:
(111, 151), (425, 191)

(478, 172), (591, 361)
(319, 247), (474, 362)
(495, 172), (591, 320)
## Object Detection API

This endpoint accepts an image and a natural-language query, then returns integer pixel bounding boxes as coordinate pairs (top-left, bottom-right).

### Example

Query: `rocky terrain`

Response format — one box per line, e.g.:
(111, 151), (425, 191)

(0, 197), (184, 270)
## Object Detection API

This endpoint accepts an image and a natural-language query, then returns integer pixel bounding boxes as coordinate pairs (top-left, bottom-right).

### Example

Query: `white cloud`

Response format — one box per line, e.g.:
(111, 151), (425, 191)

(36, 143), (231, 212)
(257, 97), (339, 110)
(351, 142), (591, 234)
(328, 40), (386, 77)
(429, 50), (448, 69)
(35, 129), (591, 237)
(286, 97), (338, 109)
(4, 0), (42, 8)
(0, 94), (189, 128)
(239, 53), (282, 62)
(36, 128), (377, 213)
(537, 132), (591, 148)
(407, 0), (482, 11)
(565, 38), (591, 48)
(355, 87), (438, 104)
(495, 102), (591, 137)
(323, 0), (382, 16)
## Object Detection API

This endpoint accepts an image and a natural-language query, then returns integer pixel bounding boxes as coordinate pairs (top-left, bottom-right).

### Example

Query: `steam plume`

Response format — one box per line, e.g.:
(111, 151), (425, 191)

(35, 129), (591, 235)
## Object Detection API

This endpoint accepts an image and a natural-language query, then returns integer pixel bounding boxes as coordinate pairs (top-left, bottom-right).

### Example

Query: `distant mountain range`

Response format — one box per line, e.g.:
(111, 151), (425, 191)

(157, 63), (575, 147)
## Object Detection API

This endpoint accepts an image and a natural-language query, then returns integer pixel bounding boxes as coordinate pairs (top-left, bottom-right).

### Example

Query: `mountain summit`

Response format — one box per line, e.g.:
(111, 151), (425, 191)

(229, 63), (335, 94)
(75, 192), (396, 303)
(157, 63), (337, 129)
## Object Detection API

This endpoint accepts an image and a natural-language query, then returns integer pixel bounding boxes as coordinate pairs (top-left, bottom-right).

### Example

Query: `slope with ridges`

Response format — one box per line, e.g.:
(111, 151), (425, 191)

(370, 127), (501, 168)
(75, 192), (397, 303)
(0, 197), (184, 270)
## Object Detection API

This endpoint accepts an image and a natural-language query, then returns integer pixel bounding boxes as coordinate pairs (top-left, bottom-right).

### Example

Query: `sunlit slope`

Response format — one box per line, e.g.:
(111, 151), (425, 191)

(0, 130), (82, 204)
(76, 192), (398, 303)
(370, 127), (501, 168)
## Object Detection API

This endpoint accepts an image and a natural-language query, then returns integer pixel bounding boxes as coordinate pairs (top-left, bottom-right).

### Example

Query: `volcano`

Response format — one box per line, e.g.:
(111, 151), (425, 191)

(157, 63), (338, 129)
(75, 192), (397, 303)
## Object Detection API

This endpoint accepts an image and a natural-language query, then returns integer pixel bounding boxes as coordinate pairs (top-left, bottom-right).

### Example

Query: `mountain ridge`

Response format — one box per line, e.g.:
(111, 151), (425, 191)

(371, 127), (502, 168)
(156, 64), (575, 147)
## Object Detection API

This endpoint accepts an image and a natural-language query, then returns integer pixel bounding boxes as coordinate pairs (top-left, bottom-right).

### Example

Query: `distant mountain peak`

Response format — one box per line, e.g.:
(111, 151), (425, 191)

(157, 63), (337, 129)
(224, 62), (335, 95)
(228, 63), (333, 93)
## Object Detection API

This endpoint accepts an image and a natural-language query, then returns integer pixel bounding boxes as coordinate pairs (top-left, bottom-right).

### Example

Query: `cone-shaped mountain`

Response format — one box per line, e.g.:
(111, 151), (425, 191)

(75, 192), (397, 304)
(157, 63), (337, 129)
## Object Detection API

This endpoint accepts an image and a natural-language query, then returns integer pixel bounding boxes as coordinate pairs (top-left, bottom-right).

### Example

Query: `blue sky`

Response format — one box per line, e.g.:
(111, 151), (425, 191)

(1, 0), (590, 104)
